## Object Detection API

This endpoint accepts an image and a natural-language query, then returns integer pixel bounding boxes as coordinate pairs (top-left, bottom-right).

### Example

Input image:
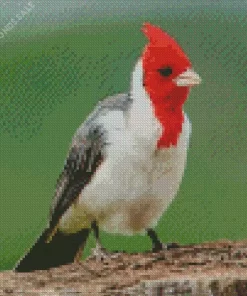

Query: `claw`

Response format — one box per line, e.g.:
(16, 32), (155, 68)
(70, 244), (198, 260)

(90, 243), (120, 262)
(91, 245), (109, 262)
(152, 242), (180, 252)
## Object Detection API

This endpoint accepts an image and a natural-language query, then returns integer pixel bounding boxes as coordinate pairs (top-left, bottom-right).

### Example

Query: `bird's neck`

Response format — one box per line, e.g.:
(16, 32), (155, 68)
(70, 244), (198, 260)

(150, 87), (189, 148)
(128, 88), (186, 150)
(154, 105), (184, 148)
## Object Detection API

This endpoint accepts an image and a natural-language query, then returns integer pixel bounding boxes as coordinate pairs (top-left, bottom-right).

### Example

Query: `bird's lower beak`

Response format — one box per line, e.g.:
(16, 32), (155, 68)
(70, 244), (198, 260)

(173, 69), (201, 87)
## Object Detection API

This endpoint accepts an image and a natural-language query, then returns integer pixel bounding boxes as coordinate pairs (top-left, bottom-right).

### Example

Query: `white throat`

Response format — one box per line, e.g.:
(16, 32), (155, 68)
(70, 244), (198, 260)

(127, 59), (162, 149)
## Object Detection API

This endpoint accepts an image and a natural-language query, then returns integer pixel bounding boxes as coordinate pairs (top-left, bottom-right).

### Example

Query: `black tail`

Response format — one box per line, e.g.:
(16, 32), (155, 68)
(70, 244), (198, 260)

(14, 228), (90, 272)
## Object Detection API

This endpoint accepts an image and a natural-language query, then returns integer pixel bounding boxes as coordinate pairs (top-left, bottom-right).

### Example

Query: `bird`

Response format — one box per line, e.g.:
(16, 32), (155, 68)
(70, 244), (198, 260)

(14, 22), (201, 272)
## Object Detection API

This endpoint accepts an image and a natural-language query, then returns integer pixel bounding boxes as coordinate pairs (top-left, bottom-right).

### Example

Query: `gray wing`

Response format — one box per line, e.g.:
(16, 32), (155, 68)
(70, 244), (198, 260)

(49, 93), (132, 229)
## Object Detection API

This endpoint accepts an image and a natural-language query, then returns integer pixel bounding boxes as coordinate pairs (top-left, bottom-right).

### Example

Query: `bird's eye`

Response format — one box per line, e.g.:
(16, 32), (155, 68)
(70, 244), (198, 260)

(158, 67), (173, 77)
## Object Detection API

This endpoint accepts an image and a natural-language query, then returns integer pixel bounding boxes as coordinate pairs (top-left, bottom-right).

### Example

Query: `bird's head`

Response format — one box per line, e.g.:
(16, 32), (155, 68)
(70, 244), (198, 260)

(141, 22), (201, 109)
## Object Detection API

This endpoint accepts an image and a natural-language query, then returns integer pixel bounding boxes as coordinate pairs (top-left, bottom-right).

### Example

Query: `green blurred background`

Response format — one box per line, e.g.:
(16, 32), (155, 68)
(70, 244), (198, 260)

(0, 0), (247, 270)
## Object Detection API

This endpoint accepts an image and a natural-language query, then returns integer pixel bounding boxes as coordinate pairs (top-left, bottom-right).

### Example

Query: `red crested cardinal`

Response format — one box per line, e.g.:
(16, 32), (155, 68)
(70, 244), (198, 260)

(15, 22), (201, 272)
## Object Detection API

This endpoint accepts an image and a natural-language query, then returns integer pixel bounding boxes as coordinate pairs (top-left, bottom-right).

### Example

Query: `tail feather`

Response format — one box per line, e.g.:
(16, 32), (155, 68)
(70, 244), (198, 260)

(14, 228), (90, 272)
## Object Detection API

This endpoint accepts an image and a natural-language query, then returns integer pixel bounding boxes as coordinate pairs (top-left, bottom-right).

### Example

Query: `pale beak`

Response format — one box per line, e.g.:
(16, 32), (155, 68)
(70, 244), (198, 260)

(173, 68), (201, 87)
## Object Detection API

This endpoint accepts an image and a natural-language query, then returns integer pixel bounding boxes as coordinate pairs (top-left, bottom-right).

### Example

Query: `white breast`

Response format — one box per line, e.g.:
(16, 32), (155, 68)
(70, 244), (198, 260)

(150, 114), (191, 217)
(59, 106), (191, 236)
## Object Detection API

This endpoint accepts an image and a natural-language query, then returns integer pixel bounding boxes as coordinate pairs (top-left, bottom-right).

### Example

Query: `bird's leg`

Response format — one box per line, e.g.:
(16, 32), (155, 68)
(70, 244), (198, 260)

(90, 221), (121, 261)
(146, 228), (180, 252)
(146, 228), (163, 252)
(90, 221), (111, 261)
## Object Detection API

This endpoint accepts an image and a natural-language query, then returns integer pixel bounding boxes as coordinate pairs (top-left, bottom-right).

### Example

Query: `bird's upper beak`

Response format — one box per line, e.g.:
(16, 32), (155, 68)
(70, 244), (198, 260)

(173, 68), (201, 87)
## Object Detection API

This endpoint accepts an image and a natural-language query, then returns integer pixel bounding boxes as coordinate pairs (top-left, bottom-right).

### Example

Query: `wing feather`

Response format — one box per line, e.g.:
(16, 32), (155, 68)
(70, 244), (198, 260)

(49, 125), (105, 230)
(48, 93), (132, 231)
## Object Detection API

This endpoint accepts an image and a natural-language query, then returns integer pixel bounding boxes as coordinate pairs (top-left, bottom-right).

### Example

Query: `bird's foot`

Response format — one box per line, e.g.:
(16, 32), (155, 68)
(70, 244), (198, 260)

(90, 244), (120, 262)
(152, 242), (180, 253)
(91, 245), (109, 261)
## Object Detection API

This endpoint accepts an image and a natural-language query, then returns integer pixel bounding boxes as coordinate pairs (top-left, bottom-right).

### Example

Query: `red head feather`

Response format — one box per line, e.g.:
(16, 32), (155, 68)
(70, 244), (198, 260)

(142, 22), (179, 47)
(141, 23), (192, 148)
